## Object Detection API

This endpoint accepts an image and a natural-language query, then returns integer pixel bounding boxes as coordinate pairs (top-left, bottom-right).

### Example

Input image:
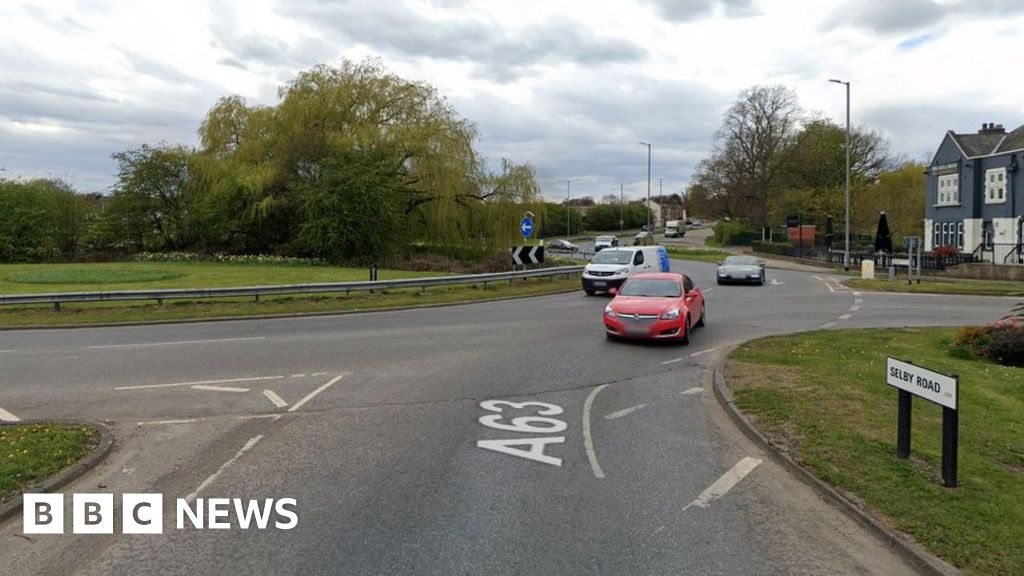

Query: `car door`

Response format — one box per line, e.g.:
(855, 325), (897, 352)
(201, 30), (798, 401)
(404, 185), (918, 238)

(683, 275), (703, 320)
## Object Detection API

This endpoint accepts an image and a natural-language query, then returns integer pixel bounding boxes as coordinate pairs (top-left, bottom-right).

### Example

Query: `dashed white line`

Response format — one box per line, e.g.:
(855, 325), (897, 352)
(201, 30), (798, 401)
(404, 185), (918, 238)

(605, 404), (647, 420)
(582, 384), (609, 479)
(681, 387), (704, 396)
(290, 374), (306, 378)
(849, 306), (861, 312)
(0, 349), (16, 354)
(89, 337), (266, 349)
(115, 376), (284, 391)
(311, 372), (328, 377)
(683, 457), (762, 511)
(136, 418), (198, 426)
(288, 375), (343, 412)
(854, 298), (864, 304)
(191, 385), (250, 393)
(263, 389), (288, 408)
(838, 314), (853, 320)
(660, 357), (684, 365)
(690, 347), (718, 358)
(185, 435), (264, 502)
(0, 405), (21, 422)
(852, 291), (862, 297)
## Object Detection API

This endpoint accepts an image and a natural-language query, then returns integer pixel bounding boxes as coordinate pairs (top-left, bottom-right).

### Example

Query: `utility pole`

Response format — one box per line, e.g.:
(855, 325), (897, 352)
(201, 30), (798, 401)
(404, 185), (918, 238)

(639, 142), (651, 231)
(830, 79), (852, 271)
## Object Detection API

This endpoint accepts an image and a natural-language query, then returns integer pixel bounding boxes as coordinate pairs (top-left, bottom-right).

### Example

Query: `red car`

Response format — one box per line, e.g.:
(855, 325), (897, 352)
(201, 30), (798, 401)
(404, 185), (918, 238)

(603, 272), (705, 344)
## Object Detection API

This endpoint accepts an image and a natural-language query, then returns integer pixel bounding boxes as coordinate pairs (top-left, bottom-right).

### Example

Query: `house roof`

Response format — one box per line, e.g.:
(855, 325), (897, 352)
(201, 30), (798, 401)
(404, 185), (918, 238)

(948, 123), (1024, 158)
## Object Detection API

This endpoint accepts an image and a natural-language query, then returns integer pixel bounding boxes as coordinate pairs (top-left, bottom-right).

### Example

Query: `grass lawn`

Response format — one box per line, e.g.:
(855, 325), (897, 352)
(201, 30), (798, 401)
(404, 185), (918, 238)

(0, 424), (98, 503)
(846, 277), (1024, 297)
(664, 246), (732, 263)
(727, 328), (1024, 575)
(0, 262), (448, 295)
(0, 276), (581, 326)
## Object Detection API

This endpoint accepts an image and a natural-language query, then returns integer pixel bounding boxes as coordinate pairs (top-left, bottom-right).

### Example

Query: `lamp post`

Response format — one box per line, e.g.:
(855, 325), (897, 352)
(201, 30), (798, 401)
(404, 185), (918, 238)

(563, 179), (577, 239)
(620, 183), (624, 232)
(829, 78), (851, 271)
(639, 142), (651, 231)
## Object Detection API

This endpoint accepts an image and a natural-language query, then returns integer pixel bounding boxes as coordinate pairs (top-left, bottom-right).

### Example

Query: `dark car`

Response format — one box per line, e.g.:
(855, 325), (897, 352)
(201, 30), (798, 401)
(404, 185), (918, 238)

(547, 239), (580, 253)
(632, 231), (655, 246)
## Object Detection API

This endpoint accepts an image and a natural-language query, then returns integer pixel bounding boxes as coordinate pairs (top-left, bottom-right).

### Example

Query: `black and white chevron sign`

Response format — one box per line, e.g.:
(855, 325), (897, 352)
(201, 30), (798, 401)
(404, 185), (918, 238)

(511, 245), (544, 265)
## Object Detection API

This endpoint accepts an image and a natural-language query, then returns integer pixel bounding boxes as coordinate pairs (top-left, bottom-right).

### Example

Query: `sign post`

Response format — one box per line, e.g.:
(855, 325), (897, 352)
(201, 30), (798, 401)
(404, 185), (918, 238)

(886, 357), (959, 487)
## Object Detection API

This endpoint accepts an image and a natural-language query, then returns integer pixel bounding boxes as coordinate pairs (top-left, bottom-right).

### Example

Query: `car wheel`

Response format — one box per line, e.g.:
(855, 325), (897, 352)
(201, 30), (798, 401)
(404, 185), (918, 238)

(696, 304), (705, 327)
(584, 289), (596, 296)
(680, 315), (691, 345)
(716, 279), (724, 285)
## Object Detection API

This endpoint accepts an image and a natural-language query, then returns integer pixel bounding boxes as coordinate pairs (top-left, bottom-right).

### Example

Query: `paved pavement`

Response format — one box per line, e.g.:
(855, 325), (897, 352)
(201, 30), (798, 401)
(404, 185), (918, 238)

(0, 259), (1012, 575)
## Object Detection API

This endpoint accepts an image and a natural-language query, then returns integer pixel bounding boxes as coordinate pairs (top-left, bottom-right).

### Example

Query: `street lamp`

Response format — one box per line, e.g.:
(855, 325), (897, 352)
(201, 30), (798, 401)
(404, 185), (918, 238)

(563, 179), (578, 239)
(829, 78), (851, 271)
(639, 142), (651, 231)
(619, 183), (624, 232)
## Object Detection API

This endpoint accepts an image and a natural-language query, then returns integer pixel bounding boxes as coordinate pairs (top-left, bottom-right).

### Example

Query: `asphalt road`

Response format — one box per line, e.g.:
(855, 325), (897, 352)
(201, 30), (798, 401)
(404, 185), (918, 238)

(0, 259), (1014, 575)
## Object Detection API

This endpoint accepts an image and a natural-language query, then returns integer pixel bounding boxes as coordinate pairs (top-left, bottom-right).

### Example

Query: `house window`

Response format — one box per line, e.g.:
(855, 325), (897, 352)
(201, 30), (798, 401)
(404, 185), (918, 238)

(957, 222), (964, 249)
(937, 173), (959, 205)
(985, 168), (1006, 203)
(933, 222), (940, 247)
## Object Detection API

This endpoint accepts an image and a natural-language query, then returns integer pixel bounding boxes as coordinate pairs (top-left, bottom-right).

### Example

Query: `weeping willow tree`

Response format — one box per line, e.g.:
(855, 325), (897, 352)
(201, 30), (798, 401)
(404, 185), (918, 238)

(186, 58), (539, 261)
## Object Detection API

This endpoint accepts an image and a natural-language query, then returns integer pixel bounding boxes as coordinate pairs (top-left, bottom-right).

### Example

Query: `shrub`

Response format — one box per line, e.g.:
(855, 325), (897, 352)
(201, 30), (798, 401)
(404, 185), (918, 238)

(714, 221), (759, 246)
(751, 241), (791, 256)
(931, 245), (960, 258)
(985, 327), (1024, 367)
(953, 325), (992, 358)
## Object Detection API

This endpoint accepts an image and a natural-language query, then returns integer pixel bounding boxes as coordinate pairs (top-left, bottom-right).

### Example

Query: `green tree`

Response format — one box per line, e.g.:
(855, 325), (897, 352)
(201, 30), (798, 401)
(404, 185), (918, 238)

(109, 143), (198, 251)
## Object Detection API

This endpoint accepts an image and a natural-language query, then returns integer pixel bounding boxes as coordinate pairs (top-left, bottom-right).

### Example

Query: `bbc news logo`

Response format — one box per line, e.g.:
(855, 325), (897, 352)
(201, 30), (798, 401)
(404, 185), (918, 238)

(23, 494), (298, 534)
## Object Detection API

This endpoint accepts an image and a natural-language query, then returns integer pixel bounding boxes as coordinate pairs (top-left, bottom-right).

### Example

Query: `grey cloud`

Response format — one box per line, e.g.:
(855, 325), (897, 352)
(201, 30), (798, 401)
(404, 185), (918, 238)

(21, 5), (92, 34)
(277, 1), (647, 82)
(453, 73), (728, 200)
(822, 0), (1024, 34)
(639, 0), (760, 22)
(119, 50), (201, 85)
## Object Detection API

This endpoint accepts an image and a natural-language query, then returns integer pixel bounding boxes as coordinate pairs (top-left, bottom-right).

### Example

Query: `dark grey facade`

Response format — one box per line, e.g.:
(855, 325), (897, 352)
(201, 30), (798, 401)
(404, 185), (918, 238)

(925, 123), (1024, 263)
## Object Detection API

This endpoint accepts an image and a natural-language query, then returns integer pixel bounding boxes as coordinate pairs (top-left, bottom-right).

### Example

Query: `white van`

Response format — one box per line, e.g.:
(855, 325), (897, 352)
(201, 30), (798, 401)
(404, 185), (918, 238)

(582, 245), (670, 295)
(664, 220), (684, 237)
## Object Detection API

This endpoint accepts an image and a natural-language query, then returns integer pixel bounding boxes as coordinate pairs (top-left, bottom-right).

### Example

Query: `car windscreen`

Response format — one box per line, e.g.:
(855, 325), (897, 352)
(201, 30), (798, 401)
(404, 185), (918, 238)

(724, 256), (759, 266)
(619, 279), (681, 298)
(590, 250), (633, 264)
(595, 236), (613, 242)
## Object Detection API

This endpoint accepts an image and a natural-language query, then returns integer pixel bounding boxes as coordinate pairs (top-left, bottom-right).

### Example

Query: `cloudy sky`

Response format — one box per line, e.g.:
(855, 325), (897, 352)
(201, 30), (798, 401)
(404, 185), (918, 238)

(1, 0), (1023, 201)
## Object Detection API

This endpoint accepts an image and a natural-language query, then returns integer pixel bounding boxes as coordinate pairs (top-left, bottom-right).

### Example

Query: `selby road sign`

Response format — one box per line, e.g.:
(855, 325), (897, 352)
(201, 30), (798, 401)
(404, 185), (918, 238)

(886, 357), (957, 410)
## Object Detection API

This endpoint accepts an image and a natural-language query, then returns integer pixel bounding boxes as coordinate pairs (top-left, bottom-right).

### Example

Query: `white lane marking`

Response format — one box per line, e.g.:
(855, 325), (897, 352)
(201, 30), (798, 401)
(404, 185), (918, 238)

(854, 298), (864, 304)
(605, 404), (647, 420)
(820, 322), (837, 328)
(849, 305), (861, 312)
(115, 376), (284, 391)
(89, 337), (265, 349)
(290, 374), (306, 378)
(825, 282), (836, 293)
(137, 414), (283, 426)
(582, 384), (609, 479)
(681, 387), (704, 396)
(769, 279), (783, 286)
(185, 435), (264, 502)
(0, 405), (21, 422)
(288, 375), (343, 412)
(690, 347), (718, 358)
(263, 389), (288, 408)
(191, 385), (250, 393)
(136, 418), (198, 426)
(852, 291), (862, 296)
(311, 372), (328, 377)
(683, 457), (762, 511)
(813, 275), (825, 281)
(838, 314), (853, 320)
(702, 288), (714, 294)
(0, 349), (16, 353)
(660, 357), (684, 365)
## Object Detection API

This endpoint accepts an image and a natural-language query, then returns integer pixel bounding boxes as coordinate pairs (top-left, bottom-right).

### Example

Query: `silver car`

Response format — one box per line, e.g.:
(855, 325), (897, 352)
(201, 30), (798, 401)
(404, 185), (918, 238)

(716, 255), (766, 285)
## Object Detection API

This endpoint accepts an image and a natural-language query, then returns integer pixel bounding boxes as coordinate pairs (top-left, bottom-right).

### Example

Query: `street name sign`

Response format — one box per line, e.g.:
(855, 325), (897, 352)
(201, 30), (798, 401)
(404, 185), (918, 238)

(886, 357), (957, 409)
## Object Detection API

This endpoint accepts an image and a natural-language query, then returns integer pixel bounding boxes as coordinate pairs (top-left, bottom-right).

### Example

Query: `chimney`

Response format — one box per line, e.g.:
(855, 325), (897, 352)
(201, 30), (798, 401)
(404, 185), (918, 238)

(979, 122), (1007, 135)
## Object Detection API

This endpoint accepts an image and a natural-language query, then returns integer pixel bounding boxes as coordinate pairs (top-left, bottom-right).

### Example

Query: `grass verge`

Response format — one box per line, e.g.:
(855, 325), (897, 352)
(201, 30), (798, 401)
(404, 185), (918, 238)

(0, 276), (581, 327)
(664, 246), (732, 263)
(846, 278), (1024, 297)
(727, 328), (1024, 575)
(0, 262), (448, 295)
(1, 424), (98, 503)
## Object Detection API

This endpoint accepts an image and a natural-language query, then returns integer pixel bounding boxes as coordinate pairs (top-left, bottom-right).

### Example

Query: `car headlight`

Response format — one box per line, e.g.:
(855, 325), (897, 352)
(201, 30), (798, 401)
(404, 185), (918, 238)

(604, 305), (617, 317)
(662, 308), (680, 320)
(616, 267), (628, 275)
